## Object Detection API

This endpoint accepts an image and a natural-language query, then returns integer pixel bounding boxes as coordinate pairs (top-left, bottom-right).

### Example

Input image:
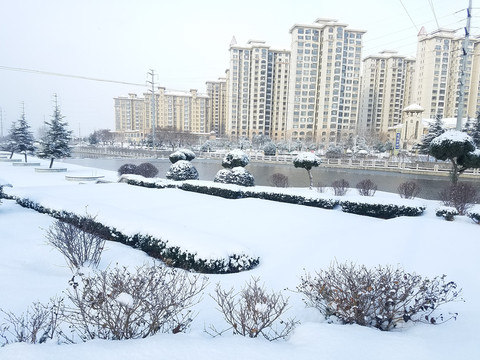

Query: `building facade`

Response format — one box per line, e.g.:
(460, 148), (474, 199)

(358, 51), (415, 136)
(414, 27), (480, 120)
(206, 78), (228, 137)
(226, 39), (290, 141)
(286, 18), (365, 145)
(114, 88), (209, 143)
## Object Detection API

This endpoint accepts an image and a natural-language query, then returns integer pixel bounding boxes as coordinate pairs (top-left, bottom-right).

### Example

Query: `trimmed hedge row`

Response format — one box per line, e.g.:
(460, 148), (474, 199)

(11, 197), (259, 274)
(244, 190), (338, 209)
(339, 200), (426, 219)
(125, 178), (428, 217)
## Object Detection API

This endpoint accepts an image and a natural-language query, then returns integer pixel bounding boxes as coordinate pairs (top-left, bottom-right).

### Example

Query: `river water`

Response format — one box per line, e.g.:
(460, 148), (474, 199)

(62, 156), (480, 201)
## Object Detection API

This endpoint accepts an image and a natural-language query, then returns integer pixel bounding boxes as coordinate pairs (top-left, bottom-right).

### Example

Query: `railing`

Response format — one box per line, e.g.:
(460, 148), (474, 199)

(72, 147), (480, 177)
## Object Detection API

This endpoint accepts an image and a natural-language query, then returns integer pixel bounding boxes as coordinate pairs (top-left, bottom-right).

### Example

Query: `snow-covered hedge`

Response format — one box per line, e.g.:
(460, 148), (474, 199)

(11, 197), (259, 274)
(435, 206), (459, 221)
(340, 200), (425, 219)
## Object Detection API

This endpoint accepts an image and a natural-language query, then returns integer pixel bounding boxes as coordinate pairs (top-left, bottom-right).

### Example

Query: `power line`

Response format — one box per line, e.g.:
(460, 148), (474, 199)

(0, 65), (145, 87)
(428, 0), (441, 30)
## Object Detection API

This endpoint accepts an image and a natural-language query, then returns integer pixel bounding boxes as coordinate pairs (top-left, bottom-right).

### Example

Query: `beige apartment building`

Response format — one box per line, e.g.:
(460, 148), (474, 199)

(358, 50), (416, 136)
(226, 39), (290, 141)
(286, 18), (365, 145)
(415, 27), (480, 120)
(206, 78), (228, 137)
(114, 88), (209, 143)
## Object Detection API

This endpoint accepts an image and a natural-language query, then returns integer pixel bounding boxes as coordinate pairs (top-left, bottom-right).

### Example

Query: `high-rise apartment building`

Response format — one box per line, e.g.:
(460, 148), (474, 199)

(226, 39), (290, 141)
(114, 88), (209, 142)
(415, 27), (480, 120)
(206, 78), (228, 136)
(358, 51), (415, 135)
(286, 18), (365, 145)
(114, 93), (147, 142)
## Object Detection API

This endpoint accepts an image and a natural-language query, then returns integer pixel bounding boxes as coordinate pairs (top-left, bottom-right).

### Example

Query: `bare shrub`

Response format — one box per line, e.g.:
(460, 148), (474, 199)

(65, 264), (208, 340)
(208, 277), (297, 341)
(297, 262), (461, 331)
(269, 173), (289, 188)
(356, 179), (377, 196)
(0, 297), (65, 346)
(46, 218), (106, 270)
(439, 182), (478, 215)
(397, 181), (421, 199)
(332, 179), (349, 196)
(316, 182), (326, 193)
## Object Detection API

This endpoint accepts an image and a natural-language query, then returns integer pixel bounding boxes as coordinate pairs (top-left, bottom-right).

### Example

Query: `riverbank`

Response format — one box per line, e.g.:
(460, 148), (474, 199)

(72, 146), (480, 180)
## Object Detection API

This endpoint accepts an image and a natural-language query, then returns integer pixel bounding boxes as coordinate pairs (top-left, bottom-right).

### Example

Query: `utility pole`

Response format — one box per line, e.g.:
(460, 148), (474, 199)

(456, 0), (472, 131)
(147, 70), (156, 151)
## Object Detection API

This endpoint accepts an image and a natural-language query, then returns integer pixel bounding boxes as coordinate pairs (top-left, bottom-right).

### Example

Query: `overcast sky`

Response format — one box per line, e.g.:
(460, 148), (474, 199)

(0, 0), (471, 137)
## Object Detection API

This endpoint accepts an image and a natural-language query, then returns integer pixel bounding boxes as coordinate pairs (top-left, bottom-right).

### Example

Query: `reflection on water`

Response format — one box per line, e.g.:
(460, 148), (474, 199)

(62, 156), (479, 201)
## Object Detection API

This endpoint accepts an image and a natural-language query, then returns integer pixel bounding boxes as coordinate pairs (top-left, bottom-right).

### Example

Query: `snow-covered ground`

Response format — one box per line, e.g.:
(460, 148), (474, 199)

(0, 155), (479, 360)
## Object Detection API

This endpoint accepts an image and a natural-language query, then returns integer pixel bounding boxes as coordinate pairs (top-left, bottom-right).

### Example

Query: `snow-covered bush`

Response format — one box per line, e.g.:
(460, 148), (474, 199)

(467, 210), (480, 224)
(439, 182), (478, 215)
(293, 152), (321, 189)
(167, 149), (198, 180)
(298, 262), (461, 331)
(169, 150), (186, 164)
(214, 167), (254, 187)
(435, 206), (459, 221)
(221, 149), (249, 168)
(263, 142), (277, 156)
(166, 160), (199, 181)
(331, 179), (349, 196)
(0, 297), (65, 345)
(356, 179), (377, 196)
(66, 264), (208, 340)
(209, 277), (297, 341)
(117, 163), (137, 176)
(269, 173), (289, 188)
(340, 200), (425, 219)
(45, 218), (106, 270)
(397, 181), (422, 199)
(325, 145), (343, 158)
(134, 162), (159, 178)
(214, 150), (254, 186)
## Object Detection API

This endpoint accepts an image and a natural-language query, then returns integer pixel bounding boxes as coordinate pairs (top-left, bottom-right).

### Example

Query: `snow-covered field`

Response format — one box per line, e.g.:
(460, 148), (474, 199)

(0, 155), (479, 360)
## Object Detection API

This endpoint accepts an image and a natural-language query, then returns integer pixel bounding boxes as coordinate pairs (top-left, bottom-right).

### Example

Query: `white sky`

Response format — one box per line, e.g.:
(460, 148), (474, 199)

(0, 0), (471, 137)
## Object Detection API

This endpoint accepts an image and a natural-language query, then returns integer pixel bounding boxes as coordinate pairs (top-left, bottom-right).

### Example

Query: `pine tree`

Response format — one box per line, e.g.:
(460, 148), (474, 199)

(12, 110), (36, 162)
(470, 113), (480, 147)
(6, 121), (18, 159)
(418, 114), (445, 155)
(37, 96), (72, 168)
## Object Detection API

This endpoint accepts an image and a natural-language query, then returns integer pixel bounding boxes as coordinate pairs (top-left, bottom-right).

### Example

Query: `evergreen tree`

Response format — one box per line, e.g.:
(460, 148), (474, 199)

(37, 97), (72, 168)
(429, 130), (478, 184)
(293, 152), (321, 189)
(12, 111), (36, 162)
(470, 113), (480, 147)
(5, 121), (18, 159)
(419, 114), (445, 154)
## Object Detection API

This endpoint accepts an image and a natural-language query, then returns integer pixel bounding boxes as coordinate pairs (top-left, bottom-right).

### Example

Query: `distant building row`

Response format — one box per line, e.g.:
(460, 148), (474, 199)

(114, 18), (480, 149)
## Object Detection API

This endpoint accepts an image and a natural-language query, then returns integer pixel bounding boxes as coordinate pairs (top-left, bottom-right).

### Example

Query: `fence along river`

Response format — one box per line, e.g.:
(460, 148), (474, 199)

(64, 149), (480, 201)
